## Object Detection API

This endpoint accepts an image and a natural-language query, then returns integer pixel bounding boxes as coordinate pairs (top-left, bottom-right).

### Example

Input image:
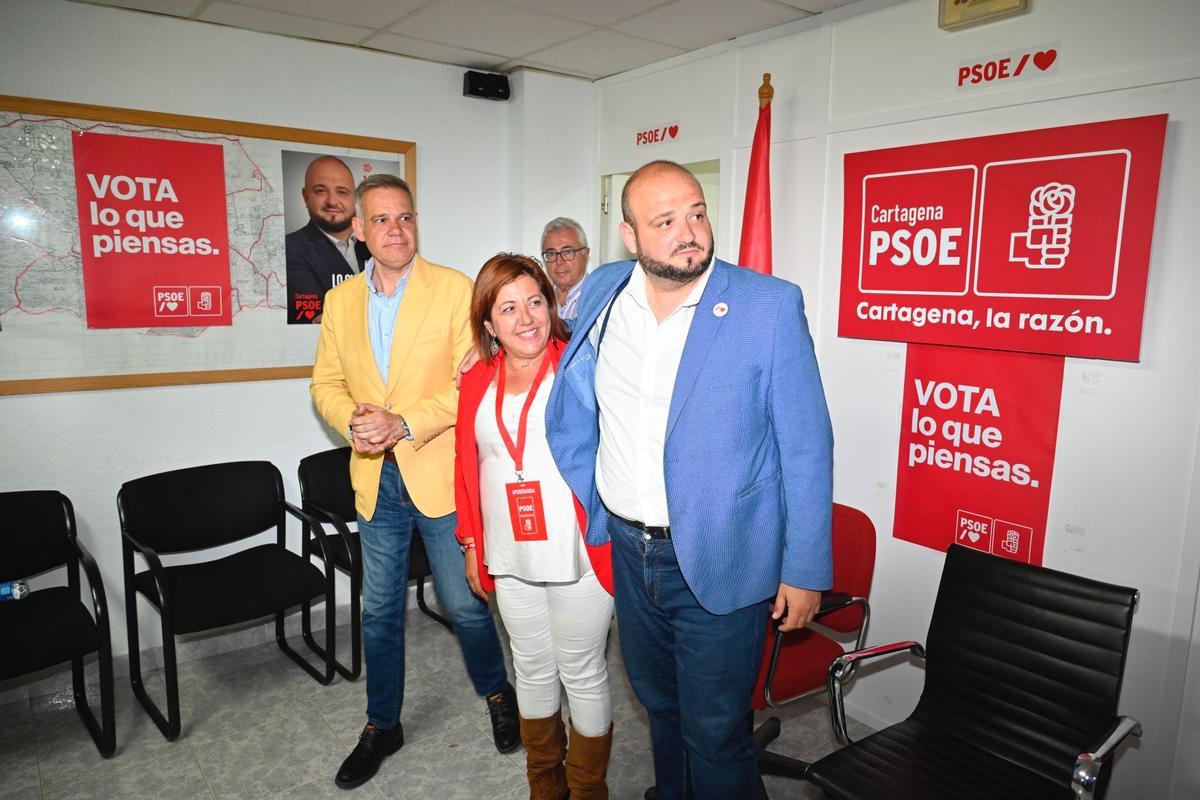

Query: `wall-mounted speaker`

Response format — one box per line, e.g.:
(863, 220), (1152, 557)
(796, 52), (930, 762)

(463, 71), (510, 101)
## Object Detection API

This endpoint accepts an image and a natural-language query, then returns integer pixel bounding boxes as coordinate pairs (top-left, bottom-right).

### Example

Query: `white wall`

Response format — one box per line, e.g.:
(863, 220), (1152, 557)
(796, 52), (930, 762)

(596, 0), (1200, 797)
(507, 69), (598, 257)
(5, 0), (1200, 794)
(0, 0), (593, 677)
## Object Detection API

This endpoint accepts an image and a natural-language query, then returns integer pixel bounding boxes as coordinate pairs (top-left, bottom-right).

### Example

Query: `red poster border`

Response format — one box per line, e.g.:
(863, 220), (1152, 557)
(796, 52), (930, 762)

(838, 115), (1167, 362)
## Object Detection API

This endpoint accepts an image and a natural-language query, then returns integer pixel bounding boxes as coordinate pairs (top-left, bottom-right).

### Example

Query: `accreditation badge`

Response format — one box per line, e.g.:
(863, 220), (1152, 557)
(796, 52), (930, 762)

(505, 480), (548, 542)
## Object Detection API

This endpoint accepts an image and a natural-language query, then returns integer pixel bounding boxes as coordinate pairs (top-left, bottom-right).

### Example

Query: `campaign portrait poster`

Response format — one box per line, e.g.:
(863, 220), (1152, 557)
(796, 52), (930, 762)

(838, 115), (1167, 361)
(281, 150), (400, 325)
(72, 131), (231, 328)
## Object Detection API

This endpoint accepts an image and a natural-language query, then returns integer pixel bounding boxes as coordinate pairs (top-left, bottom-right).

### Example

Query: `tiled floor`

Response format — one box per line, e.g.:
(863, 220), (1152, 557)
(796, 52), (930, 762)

(0, 606), (871, 800)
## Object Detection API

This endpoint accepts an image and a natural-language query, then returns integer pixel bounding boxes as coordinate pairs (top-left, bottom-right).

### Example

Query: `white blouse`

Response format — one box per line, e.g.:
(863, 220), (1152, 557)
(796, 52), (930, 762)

(475, 371), (585, 583)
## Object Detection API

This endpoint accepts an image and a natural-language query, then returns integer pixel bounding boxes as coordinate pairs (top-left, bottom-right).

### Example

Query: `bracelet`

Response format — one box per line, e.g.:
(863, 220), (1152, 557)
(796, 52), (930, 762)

(459, 541), (476, 555)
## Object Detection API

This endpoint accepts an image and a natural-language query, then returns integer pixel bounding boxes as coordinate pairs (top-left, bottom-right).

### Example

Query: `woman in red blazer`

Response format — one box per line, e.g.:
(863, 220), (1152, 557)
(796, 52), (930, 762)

(455, 253), (613, 800)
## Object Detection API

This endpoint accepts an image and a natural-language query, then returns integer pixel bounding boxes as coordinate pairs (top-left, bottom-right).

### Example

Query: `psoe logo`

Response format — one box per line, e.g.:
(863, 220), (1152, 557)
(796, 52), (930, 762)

(636, 123), (680, 147)
(1010, 182), (1075, 270)
(153, 286), (188, 316)
(188, 285), (223, 316)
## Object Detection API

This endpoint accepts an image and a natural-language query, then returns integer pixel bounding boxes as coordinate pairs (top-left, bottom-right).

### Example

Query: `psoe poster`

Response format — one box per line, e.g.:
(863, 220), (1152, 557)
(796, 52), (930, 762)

(72, 131), (231, 328)
(892, 344), (1063, 565)
(838, 115), (1166, 361)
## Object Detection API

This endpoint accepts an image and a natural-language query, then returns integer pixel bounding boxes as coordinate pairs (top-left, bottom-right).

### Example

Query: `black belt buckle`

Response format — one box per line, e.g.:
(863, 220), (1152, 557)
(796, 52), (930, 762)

(642, 525), (671, 540)
(619, 514), (671, 540)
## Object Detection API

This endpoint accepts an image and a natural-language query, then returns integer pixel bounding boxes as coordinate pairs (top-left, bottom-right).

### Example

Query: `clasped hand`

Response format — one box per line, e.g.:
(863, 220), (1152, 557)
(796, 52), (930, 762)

(350, 403), (403, 454)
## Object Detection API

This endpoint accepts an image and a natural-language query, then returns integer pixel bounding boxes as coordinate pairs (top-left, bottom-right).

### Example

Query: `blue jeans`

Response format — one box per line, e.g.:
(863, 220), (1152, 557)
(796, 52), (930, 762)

(358, 460), (508, 729)
(609, 515), (769, 800)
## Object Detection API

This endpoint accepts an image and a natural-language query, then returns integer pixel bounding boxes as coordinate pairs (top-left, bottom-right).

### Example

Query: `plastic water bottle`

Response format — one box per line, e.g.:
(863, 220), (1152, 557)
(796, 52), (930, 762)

(0, 580), (29, 601)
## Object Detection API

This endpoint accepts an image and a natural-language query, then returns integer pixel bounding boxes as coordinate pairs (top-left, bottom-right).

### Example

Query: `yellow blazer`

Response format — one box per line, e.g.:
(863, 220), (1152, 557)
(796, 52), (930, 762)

(311, 255), (473, 521)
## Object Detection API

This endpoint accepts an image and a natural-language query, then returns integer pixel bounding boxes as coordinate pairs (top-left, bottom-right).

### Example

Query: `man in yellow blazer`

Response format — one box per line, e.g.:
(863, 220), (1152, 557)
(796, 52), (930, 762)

(311, 174), (518, 789)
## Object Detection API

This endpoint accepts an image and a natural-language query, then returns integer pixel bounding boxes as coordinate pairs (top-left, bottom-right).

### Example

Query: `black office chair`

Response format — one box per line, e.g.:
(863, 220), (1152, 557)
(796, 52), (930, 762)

(0, 490), (115, 756)
(297, 447), (451, 680)
(117, 460), (337, 740)
(804, 544), (1141, 800)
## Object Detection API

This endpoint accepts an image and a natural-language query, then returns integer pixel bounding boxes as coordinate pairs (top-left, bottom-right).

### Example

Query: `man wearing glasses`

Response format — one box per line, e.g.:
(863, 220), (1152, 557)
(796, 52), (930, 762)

(540, 217), (590, 324)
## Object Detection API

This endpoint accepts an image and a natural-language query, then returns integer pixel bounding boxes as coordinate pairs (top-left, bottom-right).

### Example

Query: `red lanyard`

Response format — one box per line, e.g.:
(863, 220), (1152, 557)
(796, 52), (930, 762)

(494, 352), (552, 476)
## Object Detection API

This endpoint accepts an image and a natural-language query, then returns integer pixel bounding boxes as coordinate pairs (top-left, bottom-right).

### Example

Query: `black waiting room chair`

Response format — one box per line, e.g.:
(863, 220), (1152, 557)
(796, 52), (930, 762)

(0, 490), (115, 756)
(117, 460), (336, 740)
(296, 447), (451, 680)
(803, 544), (1142, 800)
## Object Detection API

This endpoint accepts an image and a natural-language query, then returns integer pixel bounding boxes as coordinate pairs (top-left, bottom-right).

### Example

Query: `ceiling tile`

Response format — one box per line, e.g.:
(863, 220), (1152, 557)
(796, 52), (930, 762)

(498, 59), (602, 80)
(613, 0), (809, 50)
(773, 0), (858, 11)
(198, 1), (375, 44)
(392, 0), (594, 59)
(522, 28), (685, 79)
(228, 0), (428, 29)
(492, 0), (670, 27)
(76, 0), (205, 15)
(363, 32), (509, 70)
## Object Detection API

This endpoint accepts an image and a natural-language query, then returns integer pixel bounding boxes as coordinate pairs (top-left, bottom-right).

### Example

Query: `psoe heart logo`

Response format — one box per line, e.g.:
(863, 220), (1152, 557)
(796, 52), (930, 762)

(635, 123), (680, 147)
(153, 286), (188, 317)
(957, 44), (1059, 90)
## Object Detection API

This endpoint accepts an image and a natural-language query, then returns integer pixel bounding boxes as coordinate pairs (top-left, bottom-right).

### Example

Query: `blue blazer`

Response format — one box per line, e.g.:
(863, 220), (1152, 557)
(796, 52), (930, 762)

(546, 259), (834, 614)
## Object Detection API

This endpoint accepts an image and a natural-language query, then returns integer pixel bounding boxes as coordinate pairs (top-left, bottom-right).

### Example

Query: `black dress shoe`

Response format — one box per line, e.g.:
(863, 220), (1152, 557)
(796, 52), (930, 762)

(486, 682), (521, 753)
(335, 722), (404, 789)
(644, 788), (659, 800)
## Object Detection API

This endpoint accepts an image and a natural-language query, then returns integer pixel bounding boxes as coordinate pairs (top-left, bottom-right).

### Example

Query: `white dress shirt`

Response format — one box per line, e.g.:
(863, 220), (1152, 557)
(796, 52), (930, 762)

(593, 263), (712, 526)
(321, 229), (362, 273)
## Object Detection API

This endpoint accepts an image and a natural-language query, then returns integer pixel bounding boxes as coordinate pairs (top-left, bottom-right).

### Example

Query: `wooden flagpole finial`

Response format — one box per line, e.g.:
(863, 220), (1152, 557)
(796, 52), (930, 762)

(758, 73), (774, 108)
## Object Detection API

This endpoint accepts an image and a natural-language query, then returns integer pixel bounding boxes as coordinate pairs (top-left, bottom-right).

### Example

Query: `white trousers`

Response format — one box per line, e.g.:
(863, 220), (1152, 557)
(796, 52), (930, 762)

(494, 568), (614, 737)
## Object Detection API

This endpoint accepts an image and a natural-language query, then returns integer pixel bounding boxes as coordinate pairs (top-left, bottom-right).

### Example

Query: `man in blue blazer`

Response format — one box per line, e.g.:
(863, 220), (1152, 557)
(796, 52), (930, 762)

(546, 160), (833, 799)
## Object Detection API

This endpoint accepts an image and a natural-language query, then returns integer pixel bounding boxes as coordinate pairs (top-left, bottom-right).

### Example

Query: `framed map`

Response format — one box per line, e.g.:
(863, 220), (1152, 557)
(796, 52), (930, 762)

(0, 95), (415, 395)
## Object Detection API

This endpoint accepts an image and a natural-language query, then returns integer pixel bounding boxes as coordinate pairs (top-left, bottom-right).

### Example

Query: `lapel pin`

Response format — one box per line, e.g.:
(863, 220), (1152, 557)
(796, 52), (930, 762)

(713, 302), (728, 318)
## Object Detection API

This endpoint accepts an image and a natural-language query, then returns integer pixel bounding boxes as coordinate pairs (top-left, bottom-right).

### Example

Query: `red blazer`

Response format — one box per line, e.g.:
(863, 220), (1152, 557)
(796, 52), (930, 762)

(454, 338), (613, 594)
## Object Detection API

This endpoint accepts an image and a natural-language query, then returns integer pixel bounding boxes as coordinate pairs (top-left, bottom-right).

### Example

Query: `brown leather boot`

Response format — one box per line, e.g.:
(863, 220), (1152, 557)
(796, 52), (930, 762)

(564, 722), (613, 800)
(520, 711), (568, 800)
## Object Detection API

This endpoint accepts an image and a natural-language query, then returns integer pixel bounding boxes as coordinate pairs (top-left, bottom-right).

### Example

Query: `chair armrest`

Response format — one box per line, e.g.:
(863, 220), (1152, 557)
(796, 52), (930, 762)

(69, 536), (111, 641)
(819, 595), (872, 652)
(818, 591), (852, 613)
(120, 529), (172, 615)
(305, 502), (355, 541)
(121, 530), (165, 570)
(303, 502), (359, 576)
(762, 595), (871, 709)
(827, 640), (926, 746)
(284, 501), (336, 566)
(1071, 716), (1142, 800)
(831, 640), (926, 676)
(302, 501), (341, 526)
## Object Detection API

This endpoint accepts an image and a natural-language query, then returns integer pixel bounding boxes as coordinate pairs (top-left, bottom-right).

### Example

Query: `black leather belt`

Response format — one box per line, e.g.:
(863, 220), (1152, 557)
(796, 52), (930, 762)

(615, 514), (671, 540)
(383, 449), (396, 465)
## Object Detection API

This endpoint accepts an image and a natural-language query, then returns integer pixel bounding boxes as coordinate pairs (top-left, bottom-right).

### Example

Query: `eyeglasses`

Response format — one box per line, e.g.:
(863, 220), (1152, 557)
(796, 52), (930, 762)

(542, 246), (587, 263)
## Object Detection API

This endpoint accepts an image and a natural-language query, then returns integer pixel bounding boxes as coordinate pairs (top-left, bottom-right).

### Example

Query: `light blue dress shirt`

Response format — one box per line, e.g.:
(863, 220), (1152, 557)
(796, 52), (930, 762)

(364, 257), (413, 385)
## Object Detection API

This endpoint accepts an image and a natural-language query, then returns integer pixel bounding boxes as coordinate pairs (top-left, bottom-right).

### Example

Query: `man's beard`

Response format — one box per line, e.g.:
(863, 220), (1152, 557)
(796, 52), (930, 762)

(638, 240), (714, 284)
(313, 212), (353, 234)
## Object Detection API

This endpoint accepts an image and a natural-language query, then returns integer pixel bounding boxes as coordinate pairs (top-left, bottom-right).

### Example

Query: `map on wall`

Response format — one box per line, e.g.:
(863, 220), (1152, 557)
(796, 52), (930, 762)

(0, 96), (413, 393)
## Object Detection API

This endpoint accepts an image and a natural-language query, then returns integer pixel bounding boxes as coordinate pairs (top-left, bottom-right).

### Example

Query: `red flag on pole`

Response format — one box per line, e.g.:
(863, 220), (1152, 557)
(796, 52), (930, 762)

(739, 73), (774, 275)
